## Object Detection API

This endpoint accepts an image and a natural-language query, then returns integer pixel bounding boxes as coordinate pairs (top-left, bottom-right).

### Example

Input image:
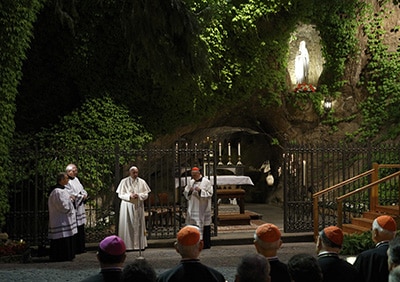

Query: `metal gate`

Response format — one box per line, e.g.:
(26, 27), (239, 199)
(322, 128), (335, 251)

(283, 142), (400, 232)
(5, 141), (217, 246)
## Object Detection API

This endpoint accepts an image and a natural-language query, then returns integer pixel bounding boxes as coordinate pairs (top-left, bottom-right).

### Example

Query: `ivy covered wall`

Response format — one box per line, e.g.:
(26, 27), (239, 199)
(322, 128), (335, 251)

(2, 0), (400, 225)
(0, 0), (45, 227)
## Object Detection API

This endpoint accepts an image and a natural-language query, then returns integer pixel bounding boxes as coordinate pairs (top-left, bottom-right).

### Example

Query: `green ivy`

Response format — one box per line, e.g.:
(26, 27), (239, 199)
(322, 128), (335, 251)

(358, 1), (400, 141)
(25, 96), (153, 198)
(0, 0), (45, 227)
(312, 0), (362, 93)
(193, 0), (307, 114)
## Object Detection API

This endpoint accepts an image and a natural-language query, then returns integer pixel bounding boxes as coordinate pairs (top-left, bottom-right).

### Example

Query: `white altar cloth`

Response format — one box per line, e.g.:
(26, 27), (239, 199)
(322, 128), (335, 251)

(175, 175), (254, 188)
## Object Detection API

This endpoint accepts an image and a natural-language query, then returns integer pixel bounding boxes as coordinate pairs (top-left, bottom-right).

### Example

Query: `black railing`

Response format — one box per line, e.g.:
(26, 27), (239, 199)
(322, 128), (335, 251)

(5, 142), (220, 246)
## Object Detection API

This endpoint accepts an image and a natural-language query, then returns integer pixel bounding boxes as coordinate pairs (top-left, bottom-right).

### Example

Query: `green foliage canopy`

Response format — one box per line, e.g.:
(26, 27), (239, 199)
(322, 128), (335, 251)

(193, 0), (309, 111)
(28, 96), (153, 197)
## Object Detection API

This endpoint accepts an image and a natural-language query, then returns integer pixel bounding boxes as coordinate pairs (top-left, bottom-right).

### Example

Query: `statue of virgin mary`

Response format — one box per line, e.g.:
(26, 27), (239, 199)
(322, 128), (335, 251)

(295, 40), (309, 84)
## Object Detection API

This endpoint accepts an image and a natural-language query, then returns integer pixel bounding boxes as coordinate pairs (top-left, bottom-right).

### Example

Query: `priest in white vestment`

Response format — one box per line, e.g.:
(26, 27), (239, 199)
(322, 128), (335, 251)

(116, 166), (151, 250)
(183, 167), (213, 249)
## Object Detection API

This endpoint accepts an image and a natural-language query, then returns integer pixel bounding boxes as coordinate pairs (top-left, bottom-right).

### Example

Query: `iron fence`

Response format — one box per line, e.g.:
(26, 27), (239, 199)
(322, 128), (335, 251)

(7, 140), (400, 244)
(5, 141), (218, 246)
(283, 142), (400, 232)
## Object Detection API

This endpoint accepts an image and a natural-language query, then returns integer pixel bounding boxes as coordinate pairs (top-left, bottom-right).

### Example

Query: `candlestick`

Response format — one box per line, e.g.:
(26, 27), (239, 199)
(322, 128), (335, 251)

(237, 142), (242, 165)
(218, 142), (223, 165)
(194, 143), (197, 164)
(227, 143), (232, 165)
(303, 160), (306, 186)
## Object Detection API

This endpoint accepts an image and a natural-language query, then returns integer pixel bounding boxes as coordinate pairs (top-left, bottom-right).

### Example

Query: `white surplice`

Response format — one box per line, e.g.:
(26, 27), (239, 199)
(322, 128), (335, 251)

(183, 177), (213, 239)
(65, 176), (87, 226)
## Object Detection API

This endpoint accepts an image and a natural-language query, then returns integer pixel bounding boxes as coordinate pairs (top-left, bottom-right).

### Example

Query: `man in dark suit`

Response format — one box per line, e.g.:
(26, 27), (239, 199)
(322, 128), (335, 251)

(254, 223), (291, 282)
(157, 225), (226, 282)
(316, 225), (360, 282)
(354, 215), (397, 282)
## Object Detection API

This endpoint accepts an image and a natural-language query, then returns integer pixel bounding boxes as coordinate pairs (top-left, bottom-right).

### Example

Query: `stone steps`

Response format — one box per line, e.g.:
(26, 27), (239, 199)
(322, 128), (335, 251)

(216, 208), (263, 226)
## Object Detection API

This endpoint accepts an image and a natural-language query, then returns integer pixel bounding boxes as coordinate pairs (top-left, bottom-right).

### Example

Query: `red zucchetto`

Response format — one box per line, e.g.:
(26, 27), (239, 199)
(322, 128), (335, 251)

(177, 226), (201, 246)
(255, 223), (281, 243)
(376, 215), (397, 232)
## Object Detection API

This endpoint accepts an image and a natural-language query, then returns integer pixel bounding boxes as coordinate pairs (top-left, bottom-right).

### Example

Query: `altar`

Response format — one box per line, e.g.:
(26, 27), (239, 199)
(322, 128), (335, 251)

(175, 175), (254, 214)
(175, 175), (254, 187)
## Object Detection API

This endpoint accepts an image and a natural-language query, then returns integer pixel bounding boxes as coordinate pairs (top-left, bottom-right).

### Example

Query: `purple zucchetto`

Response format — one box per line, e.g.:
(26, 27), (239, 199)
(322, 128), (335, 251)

(99, 235), (126, 256)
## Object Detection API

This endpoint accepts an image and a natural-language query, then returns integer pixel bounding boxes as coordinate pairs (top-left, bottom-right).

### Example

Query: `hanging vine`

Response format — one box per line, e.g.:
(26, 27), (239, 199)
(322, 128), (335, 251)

(358, 1), (400, 141)
(0, 0), (45, 227)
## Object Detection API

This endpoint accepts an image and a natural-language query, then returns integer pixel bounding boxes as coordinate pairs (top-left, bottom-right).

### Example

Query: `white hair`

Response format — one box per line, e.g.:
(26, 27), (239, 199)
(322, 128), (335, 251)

(66, 164), (76, 172)
(389, 266), (400, 282)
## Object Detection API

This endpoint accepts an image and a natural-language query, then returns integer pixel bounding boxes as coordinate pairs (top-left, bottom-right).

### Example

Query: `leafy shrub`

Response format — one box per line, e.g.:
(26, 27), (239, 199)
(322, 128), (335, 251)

(12, 96), (153, 199)
(341, 231), (374, 255)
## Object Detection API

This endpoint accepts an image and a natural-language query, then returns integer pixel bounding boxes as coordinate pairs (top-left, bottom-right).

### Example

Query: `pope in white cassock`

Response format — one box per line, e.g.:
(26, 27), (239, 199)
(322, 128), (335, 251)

(183, 166), (213, 249)
(116, 166), (151, 250)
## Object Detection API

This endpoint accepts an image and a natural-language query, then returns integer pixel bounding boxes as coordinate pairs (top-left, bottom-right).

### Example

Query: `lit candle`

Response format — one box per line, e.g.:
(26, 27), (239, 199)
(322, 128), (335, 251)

(228, 143), (231, 156)
(303, 160), (306, 186)
(219, 142), (222, 156)
(238, 142), (241, 156)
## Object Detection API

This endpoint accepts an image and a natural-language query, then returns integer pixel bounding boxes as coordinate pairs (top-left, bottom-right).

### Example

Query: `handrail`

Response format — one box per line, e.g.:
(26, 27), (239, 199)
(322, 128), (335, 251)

(337, 170), (400, 228)
(312, 163), (400, 239)
(312, 169), (374, 198)
(312, 168), (375, 238)
(336, 171), (400, 201)
(376, 164), (400, 169)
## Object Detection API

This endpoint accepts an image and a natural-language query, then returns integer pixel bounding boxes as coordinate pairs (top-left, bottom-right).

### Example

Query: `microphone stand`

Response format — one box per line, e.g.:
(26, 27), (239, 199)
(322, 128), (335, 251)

(138, 199), (143, 258)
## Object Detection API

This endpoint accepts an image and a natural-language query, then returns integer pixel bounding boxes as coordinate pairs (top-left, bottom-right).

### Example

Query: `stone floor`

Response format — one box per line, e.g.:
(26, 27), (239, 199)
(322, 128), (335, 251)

(0, 203), (316, 282)
(0, 242), (317, 282)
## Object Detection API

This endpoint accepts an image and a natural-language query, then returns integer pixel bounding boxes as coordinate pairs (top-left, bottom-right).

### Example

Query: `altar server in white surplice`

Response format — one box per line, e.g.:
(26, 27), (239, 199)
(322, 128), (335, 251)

(48, 172), (77, 262)
(183, 166), (213, 249)
(116, 166), (151, 250)
(65, 163), (87, 254)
